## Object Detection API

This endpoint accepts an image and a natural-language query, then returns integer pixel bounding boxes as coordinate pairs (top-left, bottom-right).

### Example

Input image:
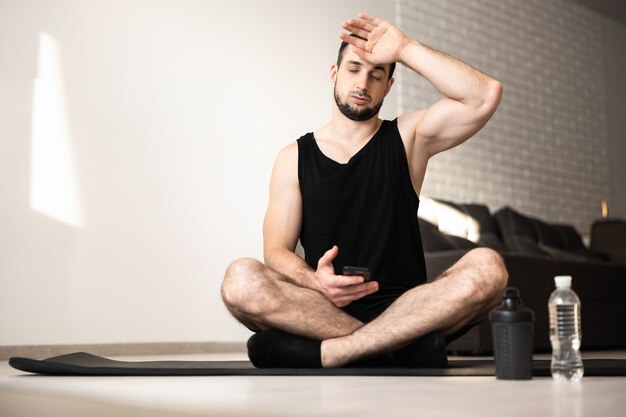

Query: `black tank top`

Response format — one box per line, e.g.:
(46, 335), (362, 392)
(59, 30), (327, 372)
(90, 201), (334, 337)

(297, 119), (427, 303)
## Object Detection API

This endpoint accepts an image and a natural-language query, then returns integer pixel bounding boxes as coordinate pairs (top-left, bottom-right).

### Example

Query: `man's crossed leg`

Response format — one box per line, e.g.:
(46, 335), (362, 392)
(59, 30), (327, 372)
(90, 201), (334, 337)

(221, 248), (508, 368)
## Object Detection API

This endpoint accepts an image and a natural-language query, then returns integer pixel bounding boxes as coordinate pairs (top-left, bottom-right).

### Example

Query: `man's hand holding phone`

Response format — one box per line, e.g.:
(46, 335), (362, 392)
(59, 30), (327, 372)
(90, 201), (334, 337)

(313, 246), (378, 307)
(342, 265), (371, 282)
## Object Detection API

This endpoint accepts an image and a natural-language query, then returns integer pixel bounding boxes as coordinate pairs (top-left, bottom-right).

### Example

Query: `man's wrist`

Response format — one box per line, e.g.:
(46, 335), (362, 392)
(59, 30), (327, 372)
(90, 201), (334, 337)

(301, 269), (319, 290)
(398, 39), (423, 67)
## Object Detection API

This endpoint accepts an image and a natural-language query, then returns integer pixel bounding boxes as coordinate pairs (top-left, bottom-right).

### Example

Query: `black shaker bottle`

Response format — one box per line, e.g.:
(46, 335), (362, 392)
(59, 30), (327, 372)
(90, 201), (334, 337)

(489, 287), (535, 380)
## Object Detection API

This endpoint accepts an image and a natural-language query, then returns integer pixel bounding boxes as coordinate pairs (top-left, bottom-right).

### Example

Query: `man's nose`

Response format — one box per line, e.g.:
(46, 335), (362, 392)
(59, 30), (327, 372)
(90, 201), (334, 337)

(355, 72), (370, 91)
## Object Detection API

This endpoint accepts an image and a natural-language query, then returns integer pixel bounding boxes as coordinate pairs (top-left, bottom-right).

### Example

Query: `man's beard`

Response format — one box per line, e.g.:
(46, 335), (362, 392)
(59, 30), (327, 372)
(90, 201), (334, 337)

(334, 86), (384, 122)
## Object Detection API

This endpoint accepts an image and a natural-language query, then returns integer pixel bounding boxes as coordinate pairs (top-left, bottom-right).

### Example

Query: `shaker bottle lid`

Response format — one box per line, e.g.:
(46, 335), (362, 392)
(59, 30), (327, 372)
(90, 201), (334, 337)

(554, 275), (572, 288)
(489, 287), (535, 323)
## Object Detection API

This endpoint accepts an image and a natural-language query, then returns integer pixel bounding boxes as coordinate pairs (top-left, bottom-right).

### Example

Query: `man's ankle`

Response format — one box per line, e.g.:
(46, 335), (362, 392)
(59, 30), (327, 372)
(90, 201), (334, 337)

(320, 339), (334, 368)
(321, 336), (355, 368)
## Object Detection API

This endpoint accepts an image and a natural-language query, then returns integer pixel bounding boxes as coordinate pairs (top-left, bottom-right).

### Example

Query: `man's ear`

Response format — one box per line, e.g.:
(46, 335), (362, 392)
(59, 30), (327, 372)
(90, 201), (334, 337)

(330, 64), (338, 83)
(384, 77), (395, 96)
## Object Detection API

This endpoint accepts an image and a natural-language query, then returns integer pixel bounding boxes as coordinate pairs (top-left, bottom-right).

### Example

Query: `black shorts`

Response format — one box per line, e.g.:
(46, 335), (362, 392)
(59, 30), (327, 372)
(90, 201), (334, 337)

(341, 291), (480, 346)
(341, 291), (400, 324)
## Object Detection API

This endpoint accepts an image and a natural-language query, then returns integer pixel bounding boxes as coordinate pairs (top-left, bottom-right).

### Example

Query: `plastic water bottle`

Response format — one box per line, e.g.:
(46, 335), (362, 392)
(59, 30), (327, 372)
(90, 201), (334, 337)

(549, 275), (584, 381)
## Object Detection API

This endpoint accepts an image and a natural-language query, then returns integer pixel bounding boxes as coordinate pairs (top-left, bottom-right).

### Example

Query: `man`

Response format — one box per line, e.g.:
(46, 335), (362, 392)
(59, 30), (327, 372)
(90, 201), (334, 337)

(221, 13), (507, 368)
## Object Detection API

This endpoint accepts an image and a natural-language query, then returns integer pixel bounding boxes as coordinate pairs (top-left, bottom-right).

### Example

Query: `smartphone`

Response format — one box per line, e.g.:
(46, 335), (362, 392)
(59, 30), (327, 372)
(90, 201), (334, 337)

(342, 266), (371, 282)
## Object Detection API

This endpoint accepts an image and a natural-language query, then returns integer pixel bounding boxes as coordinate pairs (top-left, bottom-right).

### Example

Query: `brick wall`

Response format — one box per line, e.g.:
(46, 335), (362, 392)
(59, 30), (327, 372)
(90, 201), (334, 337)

(397, 0), (611, 232)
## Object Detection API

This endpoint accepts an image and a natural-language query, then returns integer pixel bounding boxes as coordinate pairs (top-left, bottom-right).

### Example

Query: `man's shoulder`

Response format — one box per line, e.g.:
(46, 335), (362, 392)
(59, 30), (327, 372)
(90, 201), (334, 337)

(270, 141), (299, 185)
(276, 141), (299, 163)
(279, 128), (318, 158)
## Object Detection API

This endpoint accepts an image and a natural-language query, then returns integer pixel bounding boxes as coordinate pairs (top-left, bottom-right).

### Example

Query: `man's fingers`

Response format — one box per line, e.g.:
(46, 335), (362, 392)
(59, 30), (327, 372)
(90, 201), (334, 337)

(335, 274), (365, 287)
(347, 281), (379, 296)
(341, 24), (370, 41)
(338, 33), (371, 60)
(357, 12), (383, 26)
(342, 18), (376, 34)
(334, 278), (378, 295)
(334, 282), (379, 305)
(318, 245), (339, 267)
(339, 32), (367, 49)
(348, 283), (380, 300)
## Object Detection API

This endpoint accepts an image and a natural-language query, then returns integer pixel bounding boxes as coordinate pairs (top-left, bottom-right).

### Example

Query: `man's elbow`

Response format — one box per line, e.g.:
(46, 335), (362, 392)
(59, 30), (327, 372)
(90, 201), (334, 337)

(263, 245), (278, 266)
(482, 79), (503, 115)
(263, 244), (291, 267)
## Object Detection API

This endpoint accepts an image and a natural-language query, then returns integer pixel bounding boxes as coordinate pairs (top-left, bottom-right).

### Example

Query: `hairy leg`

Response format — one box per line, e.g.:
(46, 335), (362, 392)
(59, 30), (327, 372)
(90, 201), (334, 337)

(321, 248), (508, 367)
(221, 258), (363, 340)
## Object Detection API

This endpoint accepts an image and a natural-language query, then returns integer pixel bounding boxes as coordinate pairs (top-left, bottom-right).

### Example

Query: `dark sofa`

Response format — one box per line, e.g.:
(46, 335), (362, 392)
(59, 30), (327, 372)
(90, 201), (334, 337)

(418, 198), (626, 354)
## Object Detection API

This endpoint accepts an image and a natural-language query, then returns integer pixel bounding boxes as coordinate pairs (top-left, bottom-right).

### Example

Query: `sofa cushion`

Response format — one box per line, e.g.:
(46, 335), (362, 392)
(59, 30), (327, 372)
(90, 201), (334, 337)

(553, 224), (586, 250)
(446, 234), (480, 250)
(418, 198), (506, 251)
(526, 215), (604, 261)
(537, 243), (592, 262)
(493, 207), (547, 256)
(494, 207), (604, 261)
(418, 219), (478, 252)
(419, 219), (456, 251)
(461, 203), (506, 251)
(591, 219), (626, 263)
(551, 224), (610, 261)
(531, 217), (565, 248)
(419, 198), (478, 241)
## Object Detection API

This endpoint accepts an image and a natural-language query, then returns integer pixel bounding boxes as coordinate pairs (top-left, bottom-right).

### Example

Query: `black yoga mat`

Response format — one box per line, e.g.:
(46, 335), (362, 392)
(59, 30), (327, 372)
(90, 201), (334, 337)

(9, 352), (626, 376)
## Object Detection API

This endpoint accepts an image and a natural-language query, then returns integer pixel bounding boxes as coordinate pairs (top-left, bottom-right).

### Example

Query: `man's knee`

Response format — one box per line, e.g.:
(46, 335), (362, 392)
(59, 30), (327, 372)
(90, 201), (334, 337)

(463, 248), (509, 302)
(221, 258), (278, 317)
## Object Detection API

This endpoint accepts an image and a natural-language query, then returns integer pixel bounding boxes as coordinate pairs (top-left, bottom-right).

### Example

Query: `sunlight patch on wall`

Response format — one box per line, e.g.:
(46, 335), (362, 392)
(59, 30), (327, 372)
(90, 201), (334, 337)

(30, 32), (82, 227)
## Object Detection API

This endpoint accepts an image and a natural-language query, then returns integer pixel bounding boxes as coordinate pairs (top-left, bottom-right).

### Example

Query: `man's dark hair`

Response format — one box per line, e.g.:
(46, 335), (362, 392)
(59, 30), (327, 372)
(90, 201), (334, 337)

(337, 34), (396, 80)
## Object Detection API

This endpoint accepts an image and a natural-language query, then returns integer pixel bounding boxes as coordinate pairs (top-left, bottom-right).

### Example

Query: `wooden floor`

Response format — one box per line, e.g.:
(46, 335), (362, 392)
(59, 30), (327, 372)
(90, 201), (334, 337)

(2, 351), (626, 417)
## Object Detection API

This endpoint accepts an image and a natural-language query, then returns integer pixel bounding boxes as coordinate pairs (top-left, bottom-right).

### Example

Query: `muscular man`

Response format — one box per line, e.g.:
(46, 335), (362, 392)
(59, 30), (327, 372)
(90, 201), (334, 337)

(221, 13), (507, 368)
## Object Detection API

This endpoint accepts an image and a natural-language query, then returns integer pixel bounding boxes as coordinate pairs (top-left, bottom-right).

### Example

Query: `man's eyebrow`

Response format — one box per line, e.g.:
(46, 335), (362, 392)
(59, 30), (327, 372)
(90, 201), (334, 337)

(347, 60), (387, 74)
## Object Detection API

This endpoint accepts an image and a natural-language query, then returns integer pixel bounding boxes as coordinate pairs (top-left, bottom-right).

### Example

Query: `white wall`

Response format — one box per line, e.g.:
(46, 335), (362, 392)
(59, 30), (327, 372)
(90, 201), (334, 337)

(0, 0), (396, 345)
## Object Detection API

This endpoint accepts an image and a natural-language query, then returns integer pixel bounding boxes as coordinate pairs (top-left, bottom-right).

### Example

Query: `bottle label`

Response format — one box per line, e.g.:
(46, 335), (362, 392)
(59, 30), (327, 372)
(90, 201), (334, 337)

(549, 304), (581, 349)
